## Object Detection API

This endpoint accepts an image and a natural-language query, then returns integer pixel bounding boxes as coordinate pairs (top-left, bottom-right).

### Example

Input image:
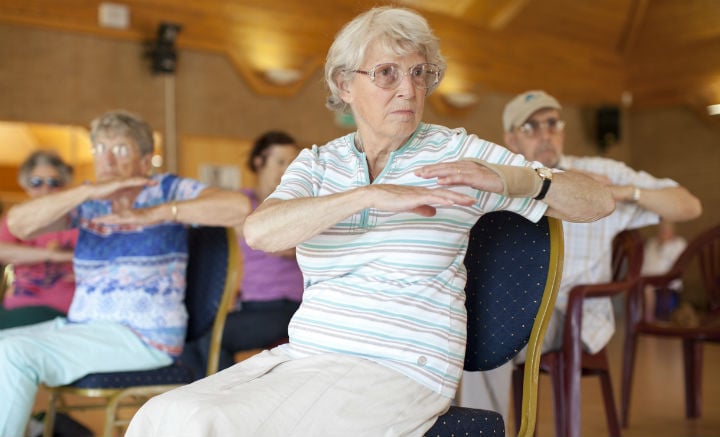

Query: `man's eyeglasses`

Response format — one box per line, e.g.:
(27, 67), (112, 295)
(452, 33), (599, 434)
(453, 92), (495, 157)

(517, 119), (566, 137)
(28, 176), (63, 189)
(351, 63), (441, 91)
(91, 143), (131, 158)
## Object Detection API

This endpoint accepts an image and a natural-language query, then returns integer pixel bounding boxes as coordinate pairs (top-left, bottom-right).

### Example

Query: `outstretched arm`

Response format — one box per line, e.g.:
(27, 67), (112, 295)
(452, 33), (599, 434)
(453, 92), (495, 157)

(611, 185), (702, 222)
(244, 185), (476, 253)
(0, 243), (74, 265)
(7, 177), (153, 240)
(415, 160), (615, 223)
(94, 187), (252, 229)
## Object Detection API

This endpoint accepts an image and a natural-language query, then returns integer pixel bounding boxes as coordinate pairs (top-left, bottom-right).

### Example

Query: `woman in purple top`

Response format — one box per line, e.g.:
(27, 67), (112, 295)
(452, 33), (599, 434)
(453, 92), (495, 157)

(0, 151), (78, 329)
(181, 131), (303, 378)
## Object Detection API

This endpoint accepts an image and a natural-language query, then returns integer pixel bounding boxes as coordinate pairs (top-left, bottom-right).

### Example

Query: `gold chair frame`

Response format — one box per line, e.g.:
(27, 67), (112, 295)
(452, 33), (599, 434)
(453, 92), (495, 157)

(517, 216), (564, 437)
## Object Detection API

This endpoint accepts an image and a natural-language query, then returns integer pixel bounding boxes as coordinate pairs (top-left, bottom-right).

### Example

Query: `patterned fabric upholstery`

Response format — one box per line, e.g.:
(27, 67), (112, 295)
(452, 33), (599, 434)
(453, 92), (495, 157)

(424, 406), (504, 436)
(69, 365), (195, 389)
(464, 213), (550, 371)
(66, 226), (230, 389)
(184, 226), (230, 342)
(425, 211), (553, 437)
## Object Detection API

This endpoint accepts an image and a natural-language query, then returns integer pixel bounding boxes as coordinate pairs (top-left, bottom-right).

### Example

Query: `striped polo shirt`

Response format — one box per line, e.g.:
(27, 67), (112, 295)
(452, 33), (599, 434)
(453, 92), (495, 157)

(270, 123), (548, 397)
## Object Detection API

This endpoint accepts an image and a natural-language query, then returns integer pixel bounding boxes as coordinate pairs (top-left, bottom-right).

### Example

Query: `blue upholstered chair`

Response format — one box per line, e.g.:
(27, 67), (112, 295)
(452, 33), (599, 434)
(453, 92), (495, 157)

(425, 211), (564, 437)
(42, 226), (238, 437)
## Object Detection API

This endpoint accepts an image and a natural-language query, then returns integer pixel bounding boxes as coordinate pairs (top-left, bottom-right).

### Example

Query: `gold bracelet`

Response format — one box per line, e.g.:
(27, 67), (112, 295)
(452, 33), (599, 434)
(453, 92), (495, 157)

(170, 201), (178, 222)
(631, 187), (641, 203)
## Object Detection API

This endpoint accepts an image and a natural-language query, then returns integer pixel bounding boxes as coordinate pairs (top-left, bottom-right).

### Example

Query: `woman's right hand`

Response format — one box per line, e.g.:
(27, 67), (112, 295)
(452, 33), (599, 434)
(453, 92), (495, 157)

(367, 184), (475, 217)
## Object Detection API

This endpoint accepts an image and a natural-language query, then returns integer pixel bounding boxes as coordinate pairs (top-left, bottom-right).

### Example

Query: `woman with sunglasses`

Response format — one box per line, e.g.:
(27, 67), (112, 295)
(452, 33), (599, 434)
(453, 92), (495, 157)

(128, 7), (615, 436)
(0, 150), (78, 329)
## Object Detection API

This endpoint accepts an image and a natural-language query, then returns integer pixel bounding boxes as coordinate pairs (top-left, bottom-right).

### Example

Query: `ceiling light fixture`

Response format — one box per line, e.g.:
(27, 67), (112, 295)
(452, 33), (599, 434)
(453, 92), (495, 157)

(442, 91), (479, 109)
(707, 104), (720, 116)
(263, 68), (302, 86)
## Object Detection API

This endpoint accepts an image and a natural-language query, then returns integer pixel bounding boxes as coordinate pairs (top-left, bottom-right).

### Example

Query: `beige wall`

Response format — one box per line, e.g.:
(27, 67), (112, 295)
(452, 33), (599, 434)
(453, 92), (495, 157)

(1, 22), (718, 243)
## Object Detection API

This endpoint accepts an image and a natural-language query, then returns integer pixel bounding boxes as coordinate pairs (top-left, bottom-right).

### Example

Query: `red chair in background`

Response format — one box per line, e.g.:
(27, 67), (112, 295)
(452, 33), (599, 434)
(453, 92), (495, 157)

(622, 223), (720, 426)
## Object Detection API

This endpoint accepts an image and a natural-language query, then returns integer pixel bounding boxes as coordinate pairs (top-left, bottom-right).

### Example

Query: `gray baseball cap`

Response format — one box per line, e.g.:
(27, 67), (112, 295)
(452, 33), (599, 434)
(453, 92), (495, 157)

(503, 90), (562, 132)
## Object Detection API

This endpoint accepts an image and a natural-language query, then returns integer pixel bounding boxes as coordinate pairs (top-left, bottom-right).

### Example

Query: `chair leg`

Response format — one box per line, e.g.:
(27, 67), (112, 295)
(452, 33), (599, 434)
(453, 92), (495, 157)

(620, 331), (638, 427)
(545, 356), (566, 437)
(103, 392), (125, 437)
(682, 339), (703, 419)
(42, 390), (58, 437)
(599, 369), (622, 437)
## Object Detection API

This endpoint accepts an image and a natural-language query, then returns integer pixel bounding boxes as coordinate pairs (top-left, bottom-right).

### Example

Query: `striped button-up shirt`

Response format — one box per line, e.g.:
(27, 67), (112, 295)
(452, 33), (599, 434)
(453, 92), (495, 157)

(269, 123), (547, 397)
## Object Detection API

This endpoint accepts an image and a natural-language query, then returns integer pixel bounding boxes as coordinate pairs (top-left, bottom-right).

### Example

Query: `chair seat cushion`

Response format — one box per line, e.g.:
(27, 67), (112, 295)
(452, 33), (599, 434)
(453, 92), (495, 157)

(424, 406), (504, 436)
(69, 363), (195, 389)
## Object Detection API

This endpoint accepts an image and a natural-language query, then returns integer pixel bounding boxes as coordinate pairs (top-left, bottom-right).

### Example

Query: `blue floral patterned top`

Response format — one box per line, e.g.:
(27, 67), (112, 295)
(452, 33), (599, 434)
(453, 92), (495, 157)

(67, 173), (206, 356)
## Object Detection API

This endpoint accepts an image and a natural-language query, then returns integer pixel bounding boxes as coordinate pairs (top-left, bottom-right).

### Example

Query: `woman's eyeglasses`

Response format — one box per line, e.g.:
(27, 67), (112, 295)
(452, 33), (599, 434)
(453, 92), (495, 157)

(28, 176), (63, 188)
(91, 143), (131, 158)
(351, 63), (441, 90)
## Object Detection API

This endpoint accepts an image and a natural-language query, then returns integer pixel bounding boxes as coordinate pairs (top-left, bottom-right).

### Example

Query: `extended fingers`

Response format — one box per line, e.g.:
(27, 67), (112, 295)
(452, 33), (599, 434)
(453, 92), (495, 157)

(426, 187), (476, 205)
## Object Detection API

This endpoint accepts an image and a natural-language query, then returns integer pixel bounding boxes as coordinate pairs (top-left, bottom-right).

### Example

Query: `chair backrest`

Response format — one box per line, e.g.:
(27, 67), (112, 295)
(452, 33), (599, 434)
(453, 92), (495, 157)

(611, 229), (645, 284)
(667, 223), (720, 313)
(464, 211), (563, 371)
(184, 226), (238, 375)
(463, 211), (563, 436)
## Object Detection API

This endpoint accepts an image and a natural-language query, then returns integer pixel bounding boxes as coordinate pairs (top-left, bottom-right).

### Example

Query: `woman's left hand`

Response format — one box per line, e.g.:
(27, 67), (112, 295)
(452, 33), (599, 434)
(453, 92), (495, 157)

(415, 161), (504, 193)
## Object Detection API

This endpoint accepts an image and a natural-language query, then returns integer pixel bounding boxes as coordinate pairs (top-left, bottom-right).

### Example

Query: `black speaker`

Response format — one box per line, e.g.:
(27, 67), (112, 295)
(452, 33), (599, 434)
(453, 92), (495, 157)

(149, 22), (182, 74)
(596, 106), (620, 150)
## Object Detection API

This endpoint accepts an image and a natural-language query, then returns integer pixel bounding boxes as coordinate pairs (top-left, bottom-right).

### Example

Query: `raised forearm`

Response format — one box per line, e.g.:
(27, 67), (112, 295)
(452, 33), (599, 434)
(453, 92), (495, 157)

(168, 188), (252, 228)
(0, 242), (73, 265)
(543, 171), (615, 222)
(612, 185), (702, 222)
(7, 184), (94, 240)
(244, 188), (371, 253)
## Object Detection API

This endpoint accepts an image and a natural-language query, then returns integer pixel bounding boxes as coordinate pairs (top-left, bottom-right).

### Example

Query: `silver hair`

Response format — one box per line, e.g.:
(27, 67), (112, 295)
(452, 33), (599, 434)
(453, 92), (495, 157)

(324, 6), (446, 114)
(17, 150), (73, 188)
(90, 110), (154, 156)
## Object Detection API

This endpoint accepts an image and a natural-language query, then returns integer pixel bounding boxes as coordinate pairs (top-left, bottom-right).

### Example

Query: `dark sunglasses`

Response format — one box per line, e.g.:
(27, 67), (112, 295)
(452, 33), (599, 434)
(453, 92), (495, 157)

(28, 176), (63, 188)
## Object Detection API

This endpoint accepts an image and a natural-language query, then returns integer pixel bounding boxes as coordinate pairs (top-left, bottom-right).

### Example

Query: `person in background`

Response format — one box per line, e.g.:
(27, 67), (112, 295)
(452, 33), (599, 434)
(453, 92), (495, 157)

(181, 131), (303, 379)
(459, 89), (702, 423)
(126, 8), (614, 436)
(0, 151), (78, 329)
(641, 220), (687, 321)
(0, 110), (251, 437)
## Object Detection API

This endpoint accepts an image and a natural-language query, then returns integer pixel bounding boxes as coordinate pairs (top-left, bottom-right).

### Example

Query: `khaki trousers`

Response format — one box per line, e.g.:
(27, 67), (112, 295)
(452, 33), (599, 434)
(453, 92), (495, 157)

(127, 347), (452, 437)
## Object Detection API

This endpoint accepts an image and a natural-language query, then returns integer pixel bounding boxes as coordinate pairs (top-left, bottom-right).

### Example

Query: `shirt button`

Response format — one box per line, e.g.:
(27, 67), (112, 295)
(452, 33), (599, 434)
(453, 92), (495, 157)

(417, 356), (427, 366)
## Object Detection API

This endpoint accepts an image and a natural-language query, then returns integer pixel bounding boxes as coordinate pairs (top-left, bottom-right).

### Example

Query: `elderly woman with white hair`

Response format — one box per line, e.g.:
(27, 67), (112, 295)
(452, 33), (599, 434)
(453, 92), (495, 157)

(127, 6), (613, 436)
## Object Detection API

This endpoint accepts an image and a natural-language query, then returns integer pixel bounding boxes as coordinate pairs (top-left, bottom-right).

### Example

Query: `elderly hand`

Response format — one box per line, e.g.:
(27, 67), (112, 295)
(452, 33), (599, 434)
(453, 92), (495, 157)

(414, 161), (505, 194)
(369, 184), (476, 217)
(89, 177), (157, 202)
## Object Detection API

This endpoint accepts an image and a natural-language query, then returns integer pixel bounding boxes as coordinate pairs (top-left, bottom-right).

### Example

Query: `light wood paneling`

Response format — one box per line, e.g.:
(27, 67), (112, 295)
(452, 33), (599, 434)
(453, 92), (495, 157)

(1, 0), (719, 113)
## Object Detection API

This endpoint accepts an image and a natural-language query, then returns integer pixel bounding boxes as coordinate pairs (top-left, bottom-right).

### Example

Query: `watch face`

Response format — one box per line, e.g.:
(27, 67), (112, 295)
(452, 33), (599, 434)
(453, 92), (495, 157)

(537, 167), (553, 179)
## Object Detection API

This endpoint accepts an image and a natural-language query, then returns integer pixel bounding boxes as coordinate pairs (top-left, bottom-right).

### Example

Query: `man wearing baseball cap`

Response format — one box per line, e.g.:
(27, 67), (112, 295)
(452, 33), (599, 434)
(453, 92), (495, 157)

(459, 90), (702, 427)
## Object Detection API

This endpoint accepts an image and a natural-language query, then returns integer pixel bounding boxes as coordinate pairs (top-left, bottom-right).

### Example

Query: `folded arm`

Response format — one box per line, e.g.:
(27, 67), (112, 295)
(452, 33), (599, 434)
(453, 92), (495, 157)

(611, 185), (702, 222)
(244, 184), (476, 253)
(92, 187), (252, 229)
(0, 242), (74, 265)
(415, 160), (615, 223)
(7, 177), (153, 240)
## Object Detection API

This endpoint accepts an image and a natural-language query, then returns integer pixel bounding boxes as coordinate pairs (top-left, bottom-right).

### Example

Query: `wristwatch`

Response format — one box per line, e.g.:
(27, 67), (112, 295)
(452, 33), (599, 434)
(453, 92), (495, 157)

(534, 167), (553, 200)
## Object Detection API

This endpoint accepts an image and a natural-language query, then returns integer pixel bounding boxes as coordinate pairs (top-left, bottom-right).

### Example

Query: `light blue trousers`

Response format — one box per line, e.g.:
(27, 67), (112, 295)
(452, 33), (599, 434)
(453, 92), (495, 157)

(0, 318), (172, 437)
